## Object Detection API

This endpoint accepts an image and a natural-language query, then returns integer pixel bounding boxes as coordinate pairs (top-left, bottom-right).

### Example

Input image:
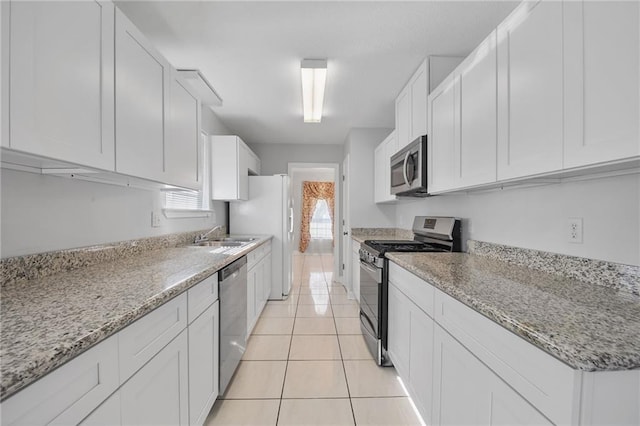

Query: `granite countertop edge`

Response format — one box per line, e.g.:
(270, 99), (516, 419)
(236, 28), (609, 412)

(386, 252), (640, 373)
(0, 236), (272, 400)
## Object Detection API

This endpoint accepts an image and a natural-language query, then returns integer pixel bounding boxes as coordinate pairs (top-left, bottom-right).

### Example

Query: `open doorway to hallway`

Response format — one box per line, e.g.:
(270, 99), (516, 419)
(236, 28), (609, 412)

(288, 163), (340, 282)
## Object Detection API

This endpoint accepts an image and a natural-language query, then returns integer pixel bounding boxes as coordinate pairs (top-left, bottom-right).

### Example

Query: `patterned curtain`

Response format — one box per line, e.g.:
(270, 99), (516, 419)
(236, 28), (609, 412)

(299, 181), (335, 253)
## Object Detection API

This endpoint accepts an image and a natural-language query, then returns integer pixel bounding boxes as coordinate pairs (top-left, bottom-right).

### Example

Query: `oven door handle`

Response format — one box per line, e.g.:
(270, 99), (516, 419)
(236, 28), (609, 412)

(359, 259), (380, 276)
(360, 310), (377, 336)
(402, 150), (411, 187)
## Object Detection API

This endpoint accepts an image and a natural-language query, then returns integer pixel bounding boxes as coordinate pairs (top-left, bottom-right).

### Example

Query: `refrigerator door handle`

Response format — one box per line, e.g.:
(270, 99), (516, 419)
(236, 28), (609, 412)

(289, 207), (294, 234)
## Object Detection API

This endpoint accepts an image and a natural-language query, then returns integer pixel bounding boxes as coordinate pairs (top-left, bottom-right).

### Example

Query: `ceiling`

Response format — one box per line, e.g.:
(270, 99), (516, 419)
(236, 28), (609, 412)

(116, 1), (518, 145)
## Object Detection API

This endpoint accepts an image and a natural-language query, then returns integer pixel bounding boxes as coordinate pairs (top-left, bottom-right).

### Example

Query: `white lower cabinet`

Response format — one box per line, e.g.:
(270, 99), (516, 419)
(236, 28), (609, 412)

(388, 261), (640, 426)
(188, 302), (219, 426)
(432, 325), (550, 426)
(0, 335), (119, 426)
(387, 282), (410, 379)
(2, 275), (222, 426)
(407, 307), (434, 424)
(247, 243), (272, 334)
(80, 392), (121, 426)
(120, 330), (189, 426)
(387, 279), (433, 423)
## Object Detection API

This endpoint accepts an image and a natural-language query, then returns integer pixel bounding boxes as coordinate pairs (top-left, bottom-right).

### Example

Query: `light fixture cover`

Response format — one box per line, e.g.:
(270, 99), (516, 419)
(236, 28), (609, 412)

(301, 59), (327, 123)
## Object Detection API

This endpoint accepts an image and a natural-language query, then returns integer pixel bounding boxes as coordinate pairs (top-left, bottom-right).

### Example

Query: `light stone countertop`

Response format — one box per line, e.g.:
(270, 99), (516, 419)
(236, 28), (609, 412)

(350, 228), (413, 244)
(0, 236), (272, 400)
(386, 252), (640, 372)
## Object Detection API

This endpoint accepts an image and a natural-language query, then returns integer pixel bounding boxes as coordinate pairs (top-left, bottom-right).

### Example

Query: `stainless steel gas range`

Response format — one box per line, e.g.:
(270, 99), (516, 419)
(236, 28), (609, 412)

(358, 216), (461, 366)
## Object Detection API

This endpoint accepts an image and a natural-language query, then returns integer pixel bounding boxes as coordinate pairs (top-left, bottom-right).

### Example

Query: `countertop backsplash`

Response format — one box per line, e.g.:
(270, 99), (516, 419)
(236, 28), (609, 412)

(0, 226), (227, 287)
(468, 240), (640, 296)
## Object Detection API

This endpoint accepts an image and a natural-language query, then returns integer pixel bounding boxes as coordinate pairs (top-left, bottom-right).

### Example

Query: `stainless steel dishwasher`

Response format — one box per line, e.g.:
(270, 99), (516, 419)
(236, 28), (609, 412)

(218, 256), (247, 394)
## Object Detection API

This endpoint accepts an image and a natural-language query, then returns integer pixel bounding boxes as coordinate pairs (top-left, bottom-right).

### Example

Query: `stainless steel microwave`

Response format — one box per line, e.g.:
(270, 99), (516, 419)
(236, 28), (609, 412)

(390, 135), (428, 197)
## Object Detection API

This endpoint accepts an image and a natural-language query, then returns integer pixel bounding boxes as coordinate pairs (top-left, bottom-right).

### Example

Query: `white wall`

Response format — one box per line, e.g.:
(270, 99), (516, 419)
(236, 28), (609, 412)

(344, 128), (395, 228)
(394, 173), (640, 266)
(290, 168), (335, 253)
(249, 143), (344, 175)
(0, 108), (231, 258)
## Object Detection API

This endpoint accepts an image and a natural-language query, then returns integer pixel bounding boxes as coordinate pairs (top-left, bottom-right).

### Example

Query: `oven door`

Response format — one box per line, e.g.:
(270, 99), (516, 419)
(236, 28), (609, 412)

(359, 258), (382, 363)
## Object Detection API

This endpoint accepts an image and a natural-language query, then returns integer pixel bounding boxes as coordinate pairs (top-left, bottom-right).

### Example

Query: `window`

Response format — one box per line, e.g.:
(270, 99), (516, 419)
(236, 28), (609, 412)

(163, 131), (211, 215)
(309, 199), (333, 239)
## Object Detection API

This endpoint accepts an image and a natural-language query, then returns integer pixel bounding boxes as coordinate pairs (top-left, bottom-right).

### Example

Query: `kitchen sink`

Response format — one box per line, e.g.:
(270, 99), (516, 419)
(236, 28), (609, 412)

(193, 241), (246, 247)
(212, 237), (257, 242)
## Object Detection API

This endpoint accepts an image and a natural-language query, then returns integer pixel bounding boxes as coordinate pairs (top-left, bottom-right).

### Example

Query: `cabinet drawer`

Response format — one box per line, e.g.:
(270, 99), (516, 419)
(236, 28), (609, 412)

(389, 261), (435, 318)
(433, 288), (578, 425)
(248, 242), (270, 270)
(1, 335), (119, 426)
(188, 273), (218, 324)
(118, 293), (187, 383)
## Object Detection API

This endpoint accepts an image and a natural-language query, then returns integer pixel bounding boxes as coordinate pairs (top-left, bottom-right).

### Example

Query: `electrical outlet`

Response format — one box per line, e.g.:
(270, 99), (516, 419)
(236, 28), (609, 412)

(151, 211), (162, 228)
(568, 217), (583, 244)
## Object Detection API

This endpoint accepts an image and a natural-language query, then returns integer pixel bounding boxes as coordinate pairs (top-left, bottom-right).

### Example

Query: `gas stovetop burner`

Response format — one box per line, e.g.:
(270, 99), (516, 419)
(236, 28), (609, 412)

(362, 240), (448, 257)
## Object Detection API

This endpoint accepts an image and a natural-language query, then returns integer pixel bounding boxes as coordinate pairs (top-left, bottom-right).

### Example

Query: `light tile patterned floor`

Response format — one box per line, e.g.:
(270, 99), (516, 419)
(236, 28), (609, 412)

(205, 252), (425, 426)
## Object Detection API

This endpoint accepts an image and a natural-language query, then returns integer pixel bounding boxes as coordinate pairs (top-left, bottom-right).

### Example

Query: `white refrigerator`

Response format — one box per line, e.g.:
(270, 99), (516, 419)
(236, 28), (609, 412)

(230, 175), (293, 299)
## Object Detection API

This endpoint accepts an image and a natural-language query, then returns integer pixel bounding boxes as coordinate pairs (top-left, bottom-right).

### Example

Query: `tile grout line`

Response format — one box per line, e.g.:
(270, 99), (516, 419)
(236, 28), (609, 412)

(275, 253), (305, 425)
(322, 254), (358, 426)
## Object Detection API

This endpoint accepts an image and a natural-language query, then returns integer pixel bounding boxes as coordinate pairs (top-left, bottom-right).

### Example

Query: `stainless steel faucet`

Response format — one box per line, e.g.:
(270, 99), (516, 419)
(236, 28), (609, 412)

(195, 225), (223, 243)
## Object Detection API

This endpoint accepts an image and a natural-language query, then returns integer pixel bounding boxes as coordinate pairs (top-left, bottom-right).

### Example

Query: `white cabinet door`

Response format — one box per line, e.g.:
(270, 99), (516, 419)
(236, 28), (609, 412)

(408, 306), (434, 425)
(211, 135), (256, 201)
(497, 0), (564, 180)
(121, 331), (189, 426)
(115, 8), (169, 183)
(167, 71), (201, 190)
(428, 75), (458, 193)
(374, 142), (385, 204)
(238, 142), (250, 200)
(374, 131), (397, 204)
(387, 283), (410, 379)
(118, 293), (187, 383)
(79, 391), (121, 426)
(395, 87), (411, 149)
(247, 265), (257, 335)
(1, 335), (119, 426)
(254, 261), (265, 319)
(263, 252), (272, 301)
(188, 301), (219, 426)
(409, 60), (428, 141)
(563, 1), (640, 168)
(7, 1), (115, 170)
(433, 325), (550, 426)
(457, 31), (498, 188)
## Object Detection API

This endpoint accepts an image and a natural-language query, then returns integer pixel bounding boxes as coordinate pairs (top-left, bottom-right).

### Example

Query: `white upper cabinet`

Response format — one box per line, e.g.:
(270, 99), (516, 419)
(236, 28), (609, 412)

(211, 135), (260, 201)
(166, 71), (202, 190)
(409, 63), (428, 141)
(456, 31), (498, 188)
(563, 0), (640, 168)
(5, 1), (115, 170)
(429, 32), (498, 194)
(395, 86), (411, 150)
(115, 8), (170, 183)
(374, 131), (397, 203)
(428, 75), (458, 193)
(496, 0), (564, 180)
(396, 60), (428, 150)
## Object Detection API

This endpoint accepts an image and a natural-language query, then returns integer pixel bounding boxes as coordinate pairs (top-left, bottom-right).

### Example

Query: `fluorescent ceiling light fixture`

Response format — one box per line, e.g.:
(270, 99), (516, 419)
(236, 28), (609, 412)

(301, 59), (327, 123)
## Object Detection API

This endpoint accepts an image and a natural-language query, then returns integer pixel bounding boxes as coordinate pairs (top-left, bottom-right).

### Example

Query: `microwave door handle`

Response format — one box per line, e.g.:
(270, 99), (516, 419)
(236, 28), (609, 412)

(402, 151), (411, 187)
(402, 151), (410, 186)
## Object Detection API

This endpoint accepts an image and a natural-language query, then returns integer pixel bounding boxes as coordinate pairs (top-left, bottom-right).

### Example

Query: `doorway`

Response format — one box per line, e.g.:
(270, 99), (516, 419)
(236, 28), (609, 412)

(288, 162), (340, 284)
